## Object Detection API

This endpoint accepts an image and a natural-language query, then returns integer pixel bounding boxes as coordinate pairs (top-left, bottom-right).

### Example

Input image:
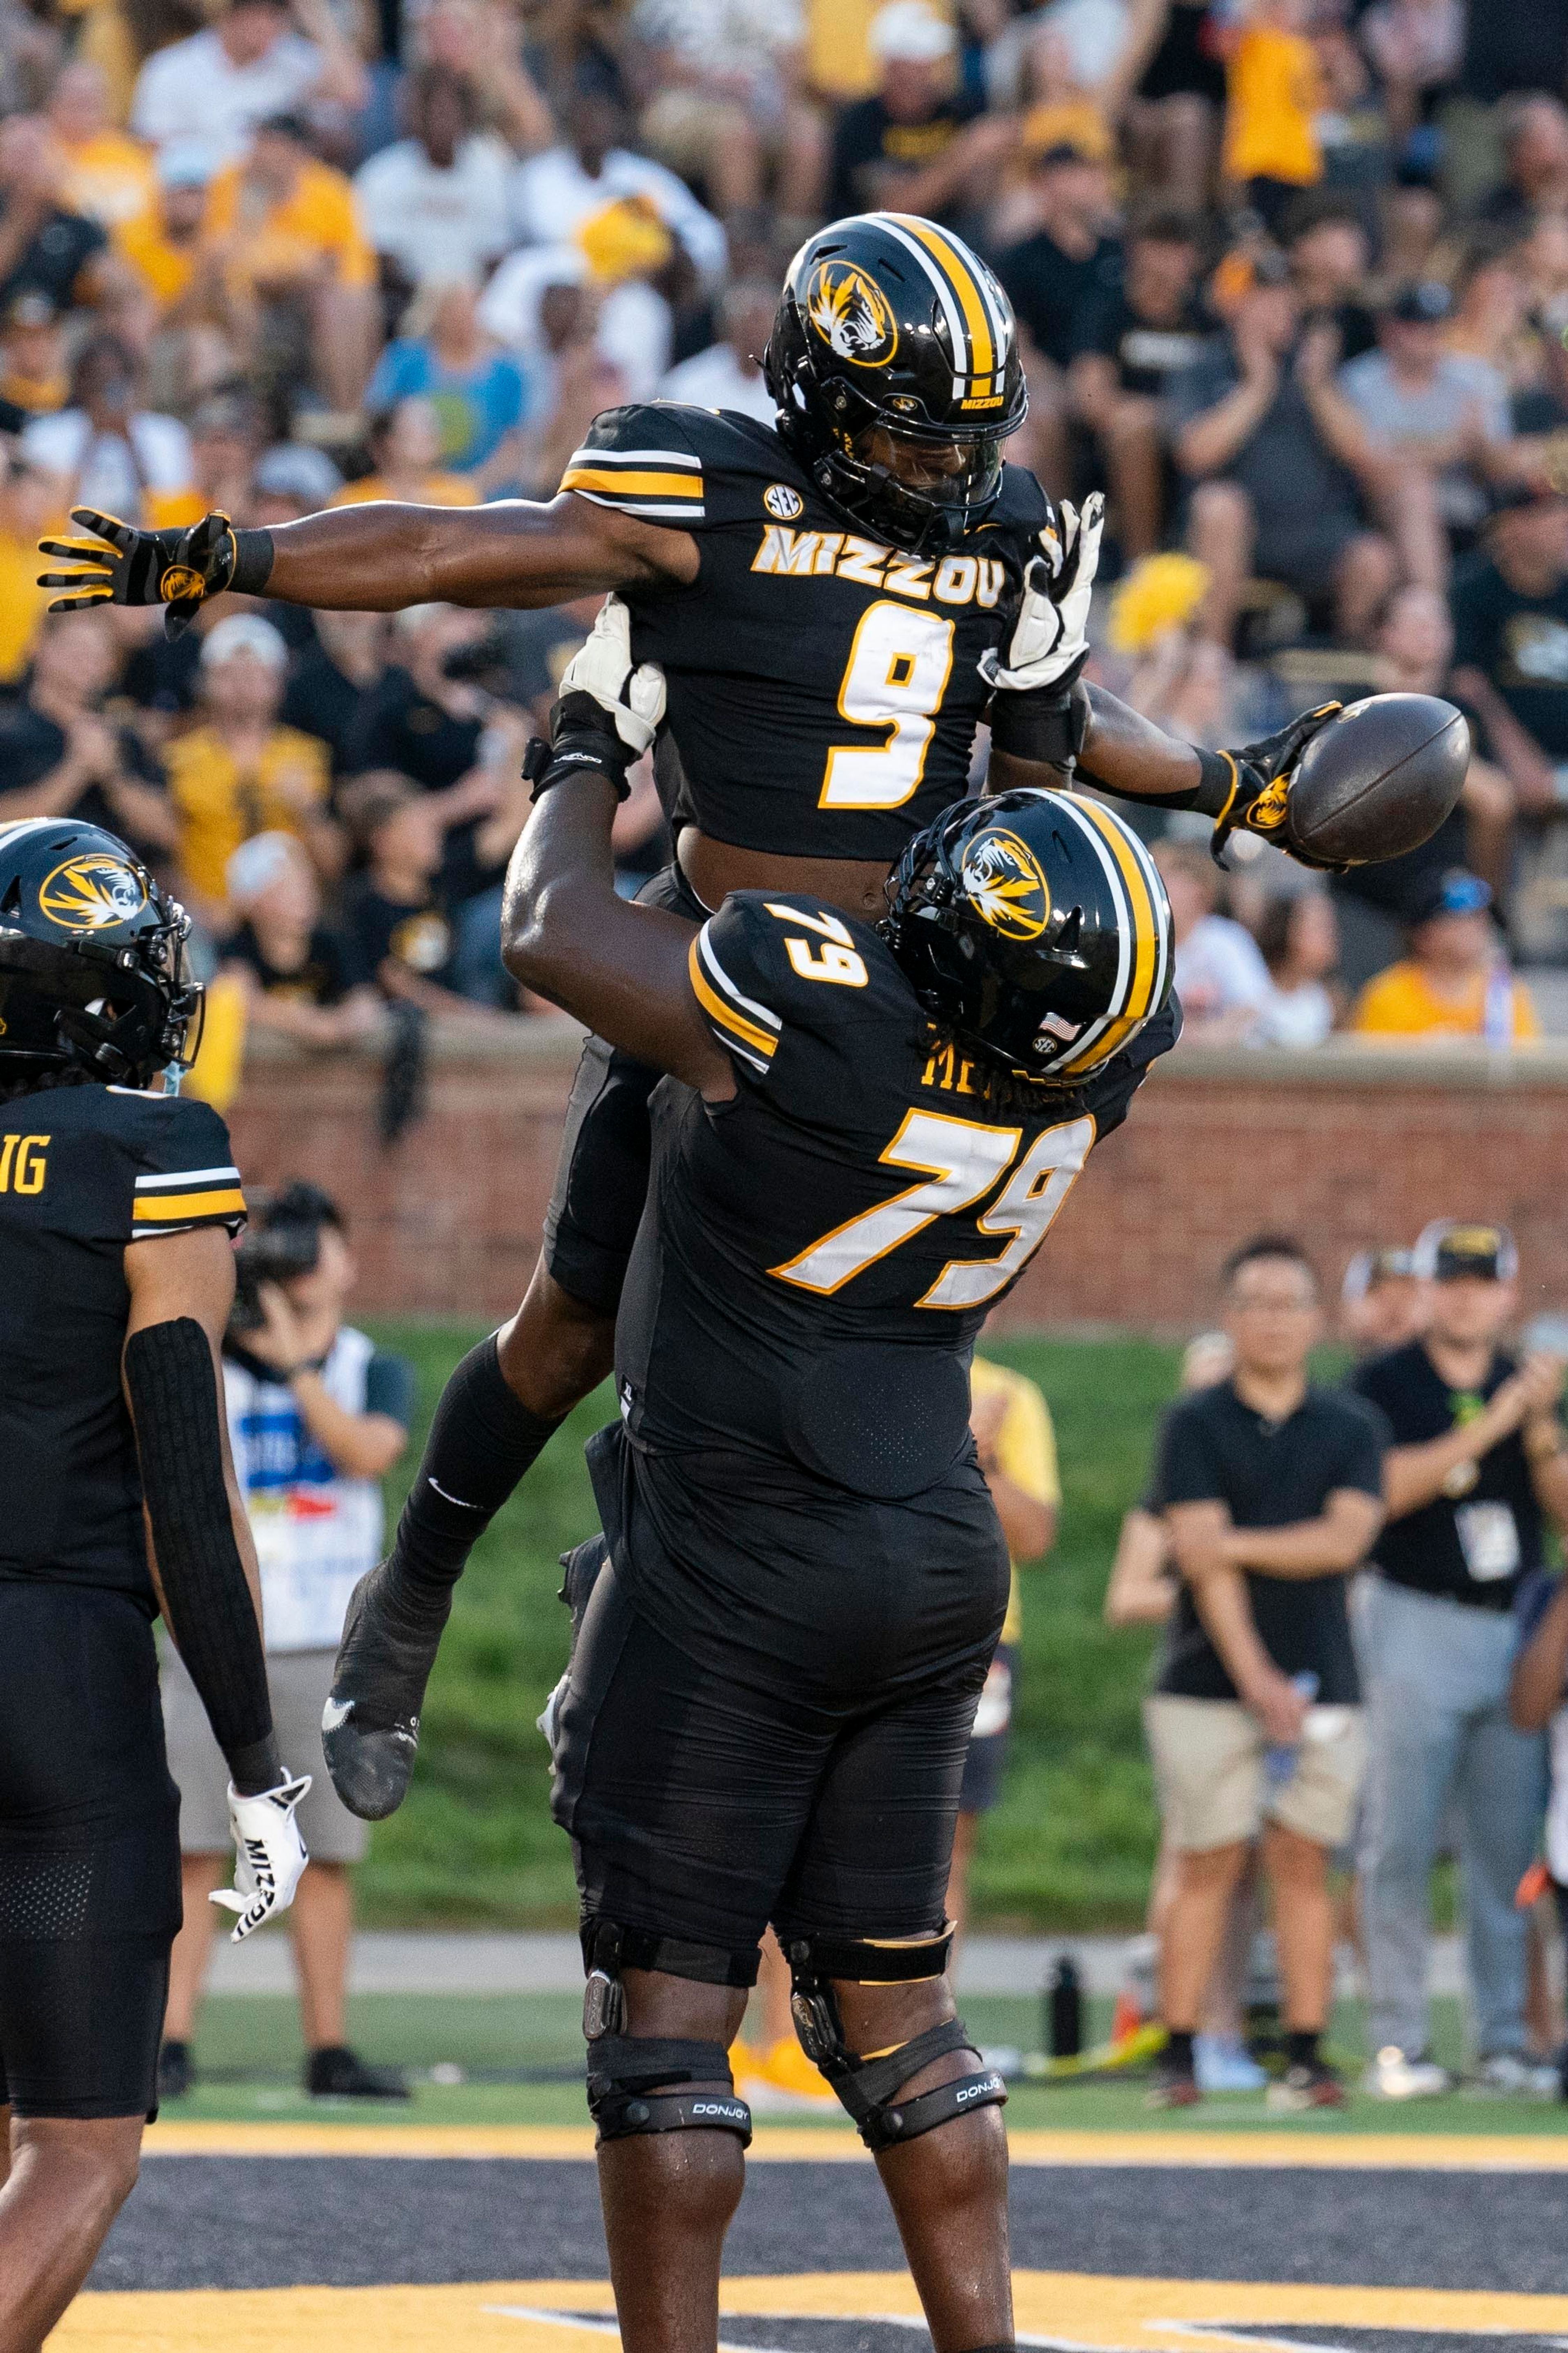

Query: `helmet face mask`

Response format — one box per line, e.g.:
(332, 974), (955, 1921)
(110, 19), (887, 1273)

(767, 214), (1028, 555)
(882, 791), (1174, 1085)
(0, 819), (204, 1088)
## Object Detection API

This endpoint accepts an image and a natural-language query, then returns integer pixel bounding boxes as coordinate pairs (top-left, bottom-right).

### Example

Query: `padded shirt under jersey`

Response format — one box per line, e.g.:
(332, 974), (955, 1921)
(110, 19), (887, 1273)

(0, 1083), (245, 1596)
(559, 404), (1053, 862)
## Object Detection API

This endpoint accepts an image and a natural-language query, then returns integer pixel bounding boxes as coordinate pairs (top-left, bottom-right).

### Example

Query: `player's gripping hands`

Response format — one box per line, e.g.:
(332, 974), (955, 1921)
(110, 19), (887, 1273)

(211, 1775), (312, 1943)
(982, 491), (1104, 696)
(523, 592), (666, 801)
(1207, 705), (1344, 866)
(38, 507), (272, 637)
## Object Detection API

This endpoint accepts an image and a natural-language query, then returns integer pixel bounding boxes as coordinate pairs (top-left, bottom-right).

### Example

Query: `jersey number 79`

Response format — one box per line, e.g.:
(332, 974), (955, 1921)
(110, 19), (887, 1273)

(770, 1109), (1095, 1309)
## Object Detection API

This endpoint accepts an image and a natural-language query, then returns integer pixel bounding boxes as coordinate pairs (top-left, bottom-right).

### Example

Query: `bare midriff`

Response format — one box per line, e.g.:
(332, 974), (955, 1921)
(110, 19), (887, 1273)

(679, 830), (895, 923)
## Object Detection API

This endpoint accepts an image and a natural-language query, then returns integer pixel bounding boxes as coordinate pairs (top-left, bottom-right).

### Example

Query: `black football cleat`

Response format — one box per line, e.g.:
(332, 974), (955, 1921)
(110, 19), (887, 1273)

(322, 1561), (450, 1820)
(306, 2044), (411, 2100)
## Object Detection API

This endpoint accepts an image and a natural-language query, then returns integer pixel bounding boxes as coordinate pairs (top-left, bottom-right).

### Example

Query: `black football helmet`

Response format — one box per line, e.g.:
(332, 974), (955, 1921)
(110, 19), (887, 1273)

(765, 212), (1028, 555)
(882, 789), (1173, 1083)
(0, 817), (203, 1086)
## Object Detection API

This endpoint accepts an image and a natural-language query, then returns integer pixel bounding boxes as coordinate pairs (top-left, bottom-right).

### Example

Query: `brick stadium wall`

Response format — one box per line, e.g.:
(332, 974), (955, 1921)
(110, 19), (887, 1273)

(229, 1030), (1568, 1329)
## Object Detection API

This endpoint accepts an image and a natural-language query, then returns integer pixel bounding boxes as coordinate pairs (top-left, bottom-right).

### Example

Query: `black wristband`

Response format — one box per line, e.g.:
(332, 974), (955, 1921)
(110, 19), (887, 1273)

(523, 733), (632, 804)
(989, 678), (1089, 767)
(1191, 747), (1244, 821)
(229, 1734), (285, 1796)
(229, 527), (274, 597)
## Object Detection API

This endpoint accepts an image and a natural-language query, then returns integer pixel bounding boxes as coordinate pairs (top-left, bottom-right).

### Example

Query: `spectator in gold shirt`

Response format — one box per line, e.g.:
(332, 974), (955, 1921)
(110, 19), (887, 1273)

(1352, 870), (1541, 1044)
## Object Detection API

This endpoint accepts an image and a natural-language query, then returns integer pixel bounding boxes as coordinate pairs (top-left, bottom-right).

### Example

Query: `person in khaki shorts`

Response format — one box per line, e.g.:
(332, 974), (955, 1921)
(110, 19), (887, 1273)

(1144, 1236), (1388, 2112)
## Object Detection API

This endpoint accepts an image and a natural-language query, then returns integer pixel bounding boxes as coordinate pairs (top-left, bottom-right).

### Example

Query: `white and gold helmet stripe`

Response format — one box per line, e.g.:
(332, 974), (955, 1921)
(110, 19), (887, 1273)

(875, 214), (1013, 402)
(1040, 795), (1171, 1078)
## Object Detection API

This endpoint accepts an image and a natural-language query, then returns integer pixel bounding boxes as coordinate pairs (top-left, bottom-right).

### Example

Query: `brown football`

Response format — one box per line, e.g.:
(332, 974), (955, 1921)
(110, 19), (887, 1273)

(1284, 693), (1469, 868)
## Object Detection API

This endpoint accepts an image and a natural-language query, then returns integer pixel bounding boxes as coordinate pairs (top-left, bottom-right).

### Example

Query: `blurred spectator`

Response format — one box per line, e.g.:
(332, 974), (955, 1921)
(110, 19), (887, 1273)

(0, 451), (55, 682)
(510, 71), (727, 286)
(1478, 95), (1568, 231)
(1123, 0), (1227, 212)
(113, 141), (217, 330)
(1359, 0), (1463, 151)
(48, 60), (153, 231)
(341, 602), (492, 812)
(947, 1354), (1058, 1943)
(1354, 1221), (1566, 2097)
(1451, 486), (1568, 813)
(0, 288), (64, 415)
(1171, 259), (1400, 648)
(23, 331), (198, 529)
(1148, 1235), (1385, 2110)
(0, 607), (174, 860)
(657, 274), (776, 422)
(1340, 1246), (1425, 1357)
(1351, 870), (1540, 1044)
(1156, 839), (1273, 1043)
(203, 112), (377, 415)
(1508, 1557), (1568, 2092)
(1070, 207), (1207, 558)
(130, 0), (366, 167)
(0, 112), (111, 314)
(339, 772), (500, 1016)
(829, 1), (996, 225)
(995, 141), (1120, 496)
(365, 283), (528, 481)
(280, 607), (388, 774)
(632, 0), (826, 227)
(251, 437), (343, 518)
(331, 397), (479, 507)
(163, 612), (339, 917)
(1221, 0), (1323, 237)
(479, 242), (657, 415)
(1251, 889), (1340, 1048)
(220, 830), (379, 1048)
(1283, 195), (1376, 364)
(1339, 281), (1508, 580)
(353, 66), (512, 292)
(160, 1180), (413, 2105)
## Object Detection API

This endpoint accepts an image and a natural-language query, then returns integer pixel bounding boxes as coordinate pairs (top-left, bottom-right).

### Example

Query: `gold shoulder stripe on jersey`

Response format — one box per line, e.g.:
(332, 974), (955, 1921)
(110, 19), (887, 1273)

(559, 468), (705, 500)
(132, 1187), (247, 1222)
(686, 937), (777, 1060)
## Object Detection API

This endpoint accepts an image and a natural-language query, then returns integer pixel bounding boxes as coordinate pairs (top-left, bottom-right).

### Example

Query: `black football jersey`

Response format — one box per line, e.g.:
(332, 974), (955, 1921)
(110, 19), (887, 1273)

(0, 1082), (245, 1596)
(560, 405), (1052, 863)
(615, 892), (1176, 1503)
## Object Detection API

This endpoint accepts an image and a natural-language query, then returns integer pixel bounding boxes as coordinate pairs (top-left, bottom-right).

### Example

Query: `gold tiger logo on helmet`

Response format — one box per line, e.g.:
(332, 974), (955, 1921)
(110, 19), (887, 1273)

(960, 829), (1052, 941)
(39, 854), (148, 932)
(805, 261), (898, 368)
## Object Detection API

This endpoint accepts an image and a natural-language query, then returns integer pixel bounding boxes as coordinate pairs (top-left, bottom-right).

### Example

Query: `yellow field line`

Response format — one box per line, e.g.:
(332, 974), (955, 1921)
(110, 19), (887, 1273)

(142, 2119), (1568, 2170)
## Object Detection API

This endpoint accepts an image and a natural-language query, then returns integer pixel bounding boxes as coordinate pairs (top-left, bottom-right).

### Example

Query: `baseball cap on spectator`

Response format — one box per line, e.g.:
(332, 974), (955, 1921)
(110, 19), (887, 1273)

(576, 194), (673, 285)
(1342, 1246), (1417, 1303)
(1411, 868), (1492, 926)
(869, 1), (957, 62)
(157, 139), (216, 190)
(254, 442), (343, 503)
(1387, 280), (1453, 324)
(226, 829), (302, 902)
(2, 291), (55, 330)
(200, 613), (289, 671)
(1413, 1220), (1520, 1283)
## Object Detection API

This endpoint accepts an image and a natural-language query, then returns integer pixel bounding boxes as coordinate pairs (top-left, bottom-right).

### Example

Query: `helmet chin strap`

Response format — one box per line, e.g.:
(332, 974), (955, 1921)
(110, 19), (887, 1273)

(53, 999), (149, 1084)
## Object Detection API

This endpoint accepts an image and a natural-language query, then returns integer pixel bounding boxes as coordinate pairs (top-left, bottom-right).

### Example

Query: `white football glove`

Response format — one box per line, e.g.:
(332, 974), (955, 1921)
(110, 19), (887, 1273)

(557, 592), (667, 757)
(981, 492), (1104, 695)
(210, 1774), (311, 1943)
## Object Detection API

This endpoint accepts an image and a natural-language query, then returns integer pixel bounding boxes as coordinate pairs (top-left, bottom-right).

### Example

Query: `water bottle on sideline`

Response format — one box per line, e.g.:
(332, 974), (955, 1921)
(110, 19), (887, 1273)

(1264, 1671), (1319, 1788)
(1046, 1954), (1083, 2059)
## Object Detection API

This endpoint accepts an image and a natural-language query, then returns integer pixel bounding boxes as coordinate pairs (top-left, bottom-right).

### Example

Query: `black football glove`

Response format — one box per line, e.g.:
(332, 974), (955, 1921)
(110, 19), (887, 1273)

(1209, 703), (1343, 868)
(39, 506), (244, 638)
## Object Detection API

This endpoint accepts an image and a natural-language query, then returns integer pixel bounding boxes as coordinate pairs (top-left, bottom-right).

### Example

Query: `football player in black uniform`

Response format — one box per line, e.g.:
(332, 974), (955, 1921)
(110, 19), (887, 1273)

(486, 691), (1177, 2353)
(37, 214), (1336, 1806)
(0, 819), (309, 2351)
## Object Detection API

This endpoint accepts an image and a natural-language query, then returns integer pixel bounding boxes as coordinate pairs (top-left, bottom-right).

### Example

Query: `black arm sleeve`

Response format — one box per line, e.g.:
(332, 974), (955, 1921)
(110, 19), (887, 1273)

(124, 1318), (281, 1795)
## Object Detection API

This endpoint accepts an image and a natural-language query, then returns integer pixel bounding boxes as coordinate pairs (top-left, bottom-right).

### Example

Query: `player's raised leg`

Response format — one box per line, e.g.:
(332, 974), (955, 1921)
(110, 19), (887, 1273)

(0, 2114), (145, 2351)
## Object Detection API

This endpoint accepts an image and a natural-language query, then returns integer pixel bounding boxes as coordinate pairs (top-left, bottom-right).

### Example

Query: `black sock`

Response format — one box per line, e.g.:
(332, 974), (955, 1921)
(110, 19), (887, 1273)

(1287, 2029), (1321, 2070)
(1164, 2028), (1195, 2072)
(392, 1335), (563, 1598)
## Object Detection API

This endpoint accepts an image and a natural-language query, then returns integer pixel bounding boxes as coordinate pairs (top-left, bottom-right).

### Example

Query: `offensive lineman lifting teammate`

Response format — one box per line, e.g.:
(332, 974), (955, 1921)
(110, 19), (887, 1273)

(0, 818), (308, 2351)
(36, 214), (1340, 1814)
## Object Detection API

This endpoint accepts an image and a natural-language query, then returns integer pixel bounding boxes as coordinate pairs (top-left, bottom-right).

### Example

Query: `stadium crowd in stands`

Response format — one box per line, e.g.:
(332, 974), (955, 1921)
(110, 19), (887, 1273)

(4, 0), (1568, 1097)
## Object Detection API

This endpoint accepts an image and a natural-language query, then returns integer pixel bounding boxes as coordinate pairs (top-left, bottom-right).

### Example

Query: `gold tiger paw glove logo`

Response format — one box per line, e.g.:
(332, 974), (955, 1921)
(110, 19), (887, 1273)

(159, 563), (205, 604)
(1248, 774), (1292, 832)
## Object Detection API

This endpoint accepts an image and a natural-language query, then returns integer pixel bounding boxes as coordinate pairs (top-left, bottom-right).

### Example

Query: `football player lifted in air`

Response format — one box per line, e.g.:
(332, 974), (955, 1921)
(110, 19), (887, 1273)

(36, 214), (1341, 1811)
(497, 685), (1177, 2353)
(0, 819), (309, 2349)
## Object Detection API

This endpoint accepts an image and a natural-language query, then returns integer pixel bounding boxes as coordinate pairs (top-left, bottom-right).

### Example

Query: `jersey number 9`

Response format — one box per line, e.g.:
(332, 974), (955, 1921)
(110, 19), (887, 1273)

(820, 602), (956, 812)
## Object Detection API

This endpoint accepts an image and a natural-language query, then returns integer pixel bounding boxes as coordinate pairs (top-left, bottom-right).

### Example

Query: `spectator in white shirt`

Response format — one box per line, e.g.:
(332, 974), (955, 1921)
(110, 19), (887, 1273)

(1252, 889), (1341, 1049)
(630, 0), (825, 224)
(509, 76), (727, 287)
(480, 243), (670, 405)
(657, 277), (777, 422)
(1155, 836), (1274, 1044)
(131, 0), (365, 166)
(354, 65), (513, 291)
(24, 332), (195, 527)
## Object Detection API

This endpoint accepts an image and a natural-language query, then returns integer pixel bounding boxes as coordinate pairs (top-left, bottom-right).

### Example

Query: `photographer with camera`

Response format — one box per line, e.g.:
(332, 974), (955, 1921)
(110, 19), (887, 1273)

(157, 1182), (416, 2102)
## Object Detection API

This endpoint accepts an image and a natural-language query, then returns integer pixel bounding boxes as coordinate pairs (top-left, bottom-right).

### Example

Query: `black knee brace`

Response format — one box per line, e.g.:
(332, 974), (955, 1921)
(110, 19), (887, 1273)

(781, 1929), (1007, 2153)
(579, 1917), (756, 2148)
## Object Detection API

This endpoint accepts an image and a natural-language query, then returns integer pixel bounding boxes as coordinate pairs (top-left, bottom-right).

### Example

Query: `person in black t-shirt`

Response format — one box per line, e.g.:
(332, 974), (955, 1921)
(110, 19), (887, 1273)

(219, 830), (378, 1049)
(1450, 484), (1568, 800)
(1147, 1236), (1386, 2110)
(339, 772), (512, 1017)
(0, 608), (174, 865)
(1351, 1220), (1568, 2097)
(1069, 208), (1206, 556)
(826, 5), (987, 223)
(278, 609), (388, 779)
(994, 144), (1123, 495)
(0, 115), (108, 314)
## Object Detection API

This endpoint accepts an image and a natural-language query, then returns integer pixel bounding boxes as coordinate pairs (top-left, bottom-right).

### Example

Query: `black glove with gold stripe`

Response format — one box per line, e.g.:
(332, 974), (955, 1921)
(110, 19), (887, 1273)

(38, 507), (274, 638)
(1199, 704), (1343, 868)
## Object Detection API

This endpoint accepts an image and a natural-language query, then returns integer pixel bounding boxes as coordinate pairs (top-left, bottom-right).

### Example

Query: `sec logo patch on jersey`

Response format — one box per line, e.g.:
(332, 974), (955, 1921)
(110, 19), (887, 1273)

(806, 261), (899, 367)
(764, 483), (804, 520)
(959, 828), (1051, 941)
(39, 853), (148, 932)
